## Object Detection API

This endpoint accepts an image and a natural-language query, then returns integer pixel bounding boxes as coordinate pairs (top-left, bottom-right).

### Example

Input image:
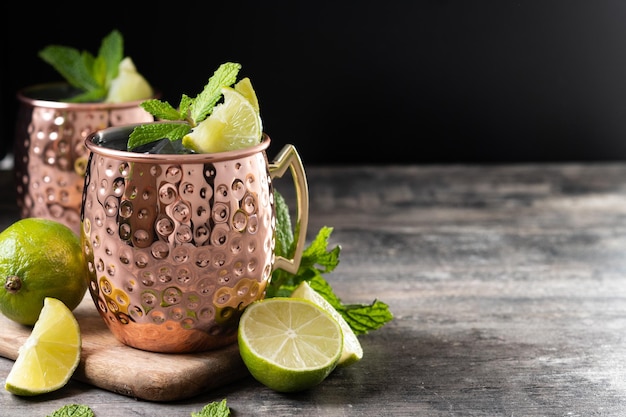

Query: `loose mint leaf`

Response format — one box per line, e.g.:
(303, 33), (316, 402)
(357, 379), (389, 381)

(190, 62), (241, 124)
(140, 99), (184, 121)
(191, 398), (231, 417)
(48, 404), (95, 417)
(341, 300), (393, 334)
(308, 275), (393, 335)
(128, 122), (191, 150)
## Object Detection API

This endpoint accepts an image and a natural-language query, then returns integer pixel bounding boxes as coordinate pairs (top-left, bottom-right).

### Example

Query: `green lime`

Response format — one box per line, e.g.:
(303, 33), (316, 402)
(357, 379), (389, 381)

(238, 297), (343, 392)
(0, 218), (88, 326)
(291, 281), (363, 367)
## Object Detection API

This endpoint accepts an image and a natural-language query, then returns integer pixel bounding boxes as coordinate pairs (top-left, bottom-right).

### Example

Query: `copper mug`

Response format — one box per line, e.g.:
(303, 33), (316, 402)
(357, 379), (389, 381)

(80, 124), (309, 353)
(13, 83), (155, 236)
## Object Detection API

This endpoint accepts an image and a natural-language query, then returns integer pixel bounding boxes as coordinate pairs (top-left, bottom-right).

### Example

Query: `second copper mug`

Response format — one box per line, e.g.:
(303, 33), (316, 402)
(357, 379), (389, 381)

(13, 83), (155, 235)
(81, 124), (309, 353)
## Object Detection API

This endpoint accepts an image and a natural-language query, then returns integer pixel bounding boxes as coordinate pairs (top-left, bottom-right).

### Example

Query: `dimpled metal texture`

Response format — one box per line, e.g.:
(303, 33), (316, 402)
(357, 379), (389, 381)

(81, 139), (276, 353)
(13, 83), (154, 236)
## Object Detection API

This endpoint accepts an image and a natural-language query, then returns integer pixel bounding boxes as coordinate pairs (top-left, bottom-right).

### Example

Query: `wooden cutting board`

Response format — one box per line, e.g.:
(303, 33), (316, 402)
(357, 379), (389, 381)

(0, 294), (249, 402)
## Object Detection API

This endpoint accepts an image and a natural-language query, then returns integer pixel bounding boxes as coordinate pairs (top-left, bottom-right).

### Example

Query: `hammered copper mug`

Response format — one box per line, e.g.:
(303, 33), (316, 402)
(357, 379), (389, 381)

(13, 83), (155, 235)
(80, 124), (309, 353)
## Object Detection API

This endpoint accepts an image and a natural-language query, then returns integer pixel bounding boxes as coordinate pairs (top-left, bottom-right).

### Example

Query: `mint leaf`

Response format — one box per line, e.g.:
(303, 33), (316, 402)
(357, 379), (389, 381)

(308, 275), (393, 335)
(191, 399), (231, 417)
(97, 29), (124, 88)
(48, 404), (95, 417)
(274, 190), (294, 260)
(270, 191), (340, 297)
(38, 29), (124, 103)
(66, 87), (108, 103)
(140, 99), (185, 121)
(39, 46), (100, 92)
(299, 226), (341, 275)
(190, 62), (241, 124)
(178, 94), (194, 118)
(341, 300), (393, 334)
(127, 122), (191, 150)
(127, 62), (242, 149)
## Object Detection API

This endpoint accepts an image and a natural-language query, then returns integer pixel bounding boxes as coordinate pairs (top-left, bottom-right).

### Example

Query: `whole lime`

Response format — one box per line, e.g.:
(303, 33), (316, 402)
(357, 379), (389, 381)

(0, 218), (88, 326)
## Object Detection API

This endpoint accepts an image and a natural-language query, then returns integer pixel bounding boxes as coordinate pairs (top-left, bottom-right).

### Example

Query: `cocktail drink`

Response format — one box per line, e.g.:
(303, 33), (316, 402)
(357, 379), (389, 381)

(13, 30), (155, 236)
(80, 63), (310, 353)
(81, 126), (308, 352)
(14, 84), (154, 235)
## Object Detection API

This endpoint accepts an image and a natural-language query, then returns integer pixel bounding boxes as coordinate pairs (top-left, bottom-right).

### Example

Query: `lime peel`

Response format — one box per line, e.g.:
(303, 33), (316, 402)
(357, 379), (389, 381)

(238, 297), (342, 392)
(0, 218), (88, 326)
(291, 281), (364, 367)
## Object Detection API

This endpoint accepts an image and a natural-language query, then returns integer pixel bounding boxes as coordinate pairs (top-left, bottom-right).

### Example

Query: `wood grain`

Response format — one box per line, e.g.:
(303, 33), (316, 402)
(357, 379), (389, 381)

(0, 295), (248, 401)
(2, 164), (626, 416)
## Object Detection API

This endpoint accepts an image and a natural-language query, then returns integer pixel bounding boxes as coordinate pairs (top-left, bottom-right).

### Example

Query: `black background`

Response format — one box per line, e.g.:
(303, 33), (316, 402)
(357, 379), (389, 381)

(4, 1), (626, 165)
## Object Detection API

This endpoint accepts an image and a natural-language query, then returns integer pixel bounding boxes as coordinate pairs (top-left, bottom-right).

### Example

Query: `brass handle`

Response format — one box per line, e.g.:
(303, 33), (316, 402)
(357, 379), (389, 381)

(268, 144), (309, 274)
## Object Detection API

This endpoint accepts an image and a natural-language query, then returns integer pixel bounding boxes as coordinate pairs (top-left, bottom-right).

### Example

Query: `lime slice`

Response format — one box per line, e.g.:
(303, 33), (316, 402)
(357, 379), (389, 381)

(291, 281), (364, 367)
(5, 297), (81, 396)
(234, 77), (260, 113)
(182, 86), (262, 153)
(105, 57), (154, 103)
(238, 297), (343, 392)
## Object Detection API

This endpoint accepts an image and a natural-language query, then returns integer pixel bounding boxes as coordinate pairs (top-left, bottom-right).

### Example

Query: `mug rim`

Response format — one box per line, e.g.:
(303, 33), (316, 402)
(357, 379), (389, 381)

(85, 123), (271, 163)
(16, 82), (160, 110)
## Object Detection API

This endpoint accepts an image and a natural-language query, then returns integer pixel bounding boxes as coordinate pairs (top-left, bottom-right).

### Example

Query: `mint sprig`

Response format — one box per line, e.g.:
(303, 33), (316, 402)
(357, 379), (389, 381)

(190, 62), (241, 122)
(127, 62), (242, 150)
(38, 29), (123, 103)
(270, 191), (394, 334)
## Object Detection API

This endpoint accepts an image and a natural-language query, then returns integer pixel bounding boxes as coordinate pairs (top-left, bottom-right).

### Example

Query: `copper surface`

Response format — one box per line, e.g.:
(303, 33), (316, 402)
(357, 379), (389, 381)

(13, 83), (155, 235)
(81, 126), (309, 353)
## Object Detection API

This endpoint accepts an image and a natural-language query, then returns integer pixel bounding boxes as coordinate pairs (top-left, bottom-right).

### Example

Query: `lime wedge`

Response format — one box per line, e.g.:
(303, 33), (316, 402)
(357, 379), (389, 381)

(182, 86), (262, 153)
(238, 297), (343, 392)
(5, 297), (81, 396)
(234, 77), (260, 113)
(105, 57), (154, 103)
(291, 281), (364, 367)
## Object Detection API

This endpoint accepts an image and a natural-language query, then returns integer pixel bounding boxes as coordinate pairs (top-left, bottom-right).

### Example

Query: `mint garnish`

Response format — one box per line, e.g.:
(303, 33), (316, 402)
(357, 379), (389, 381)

(269, 190), (394, 334)
(39, 29), (124, 103)
(127, 62), (242, 150)
(190, 62), (241, 123)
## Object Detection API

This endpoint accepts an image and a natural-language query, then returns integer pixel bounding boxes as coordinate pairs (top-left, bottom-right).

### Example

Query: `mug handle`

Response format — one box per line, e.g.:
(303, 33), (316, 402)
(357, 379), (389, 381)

(268, 144), (309, 275)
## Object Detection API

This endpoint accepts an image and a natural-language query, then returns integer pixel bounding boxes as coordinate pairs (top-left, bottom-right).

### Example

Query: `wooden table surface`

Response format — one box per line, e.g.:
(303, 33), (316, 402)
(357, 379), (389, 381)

(1, 163), (626, 416)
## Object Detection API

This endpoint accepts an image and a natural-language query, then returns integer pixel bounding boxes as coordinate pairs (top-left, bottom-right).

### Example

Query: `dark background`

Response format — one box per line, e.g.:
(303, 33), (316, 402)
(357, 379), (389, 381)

(4, 1), (626, 165)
